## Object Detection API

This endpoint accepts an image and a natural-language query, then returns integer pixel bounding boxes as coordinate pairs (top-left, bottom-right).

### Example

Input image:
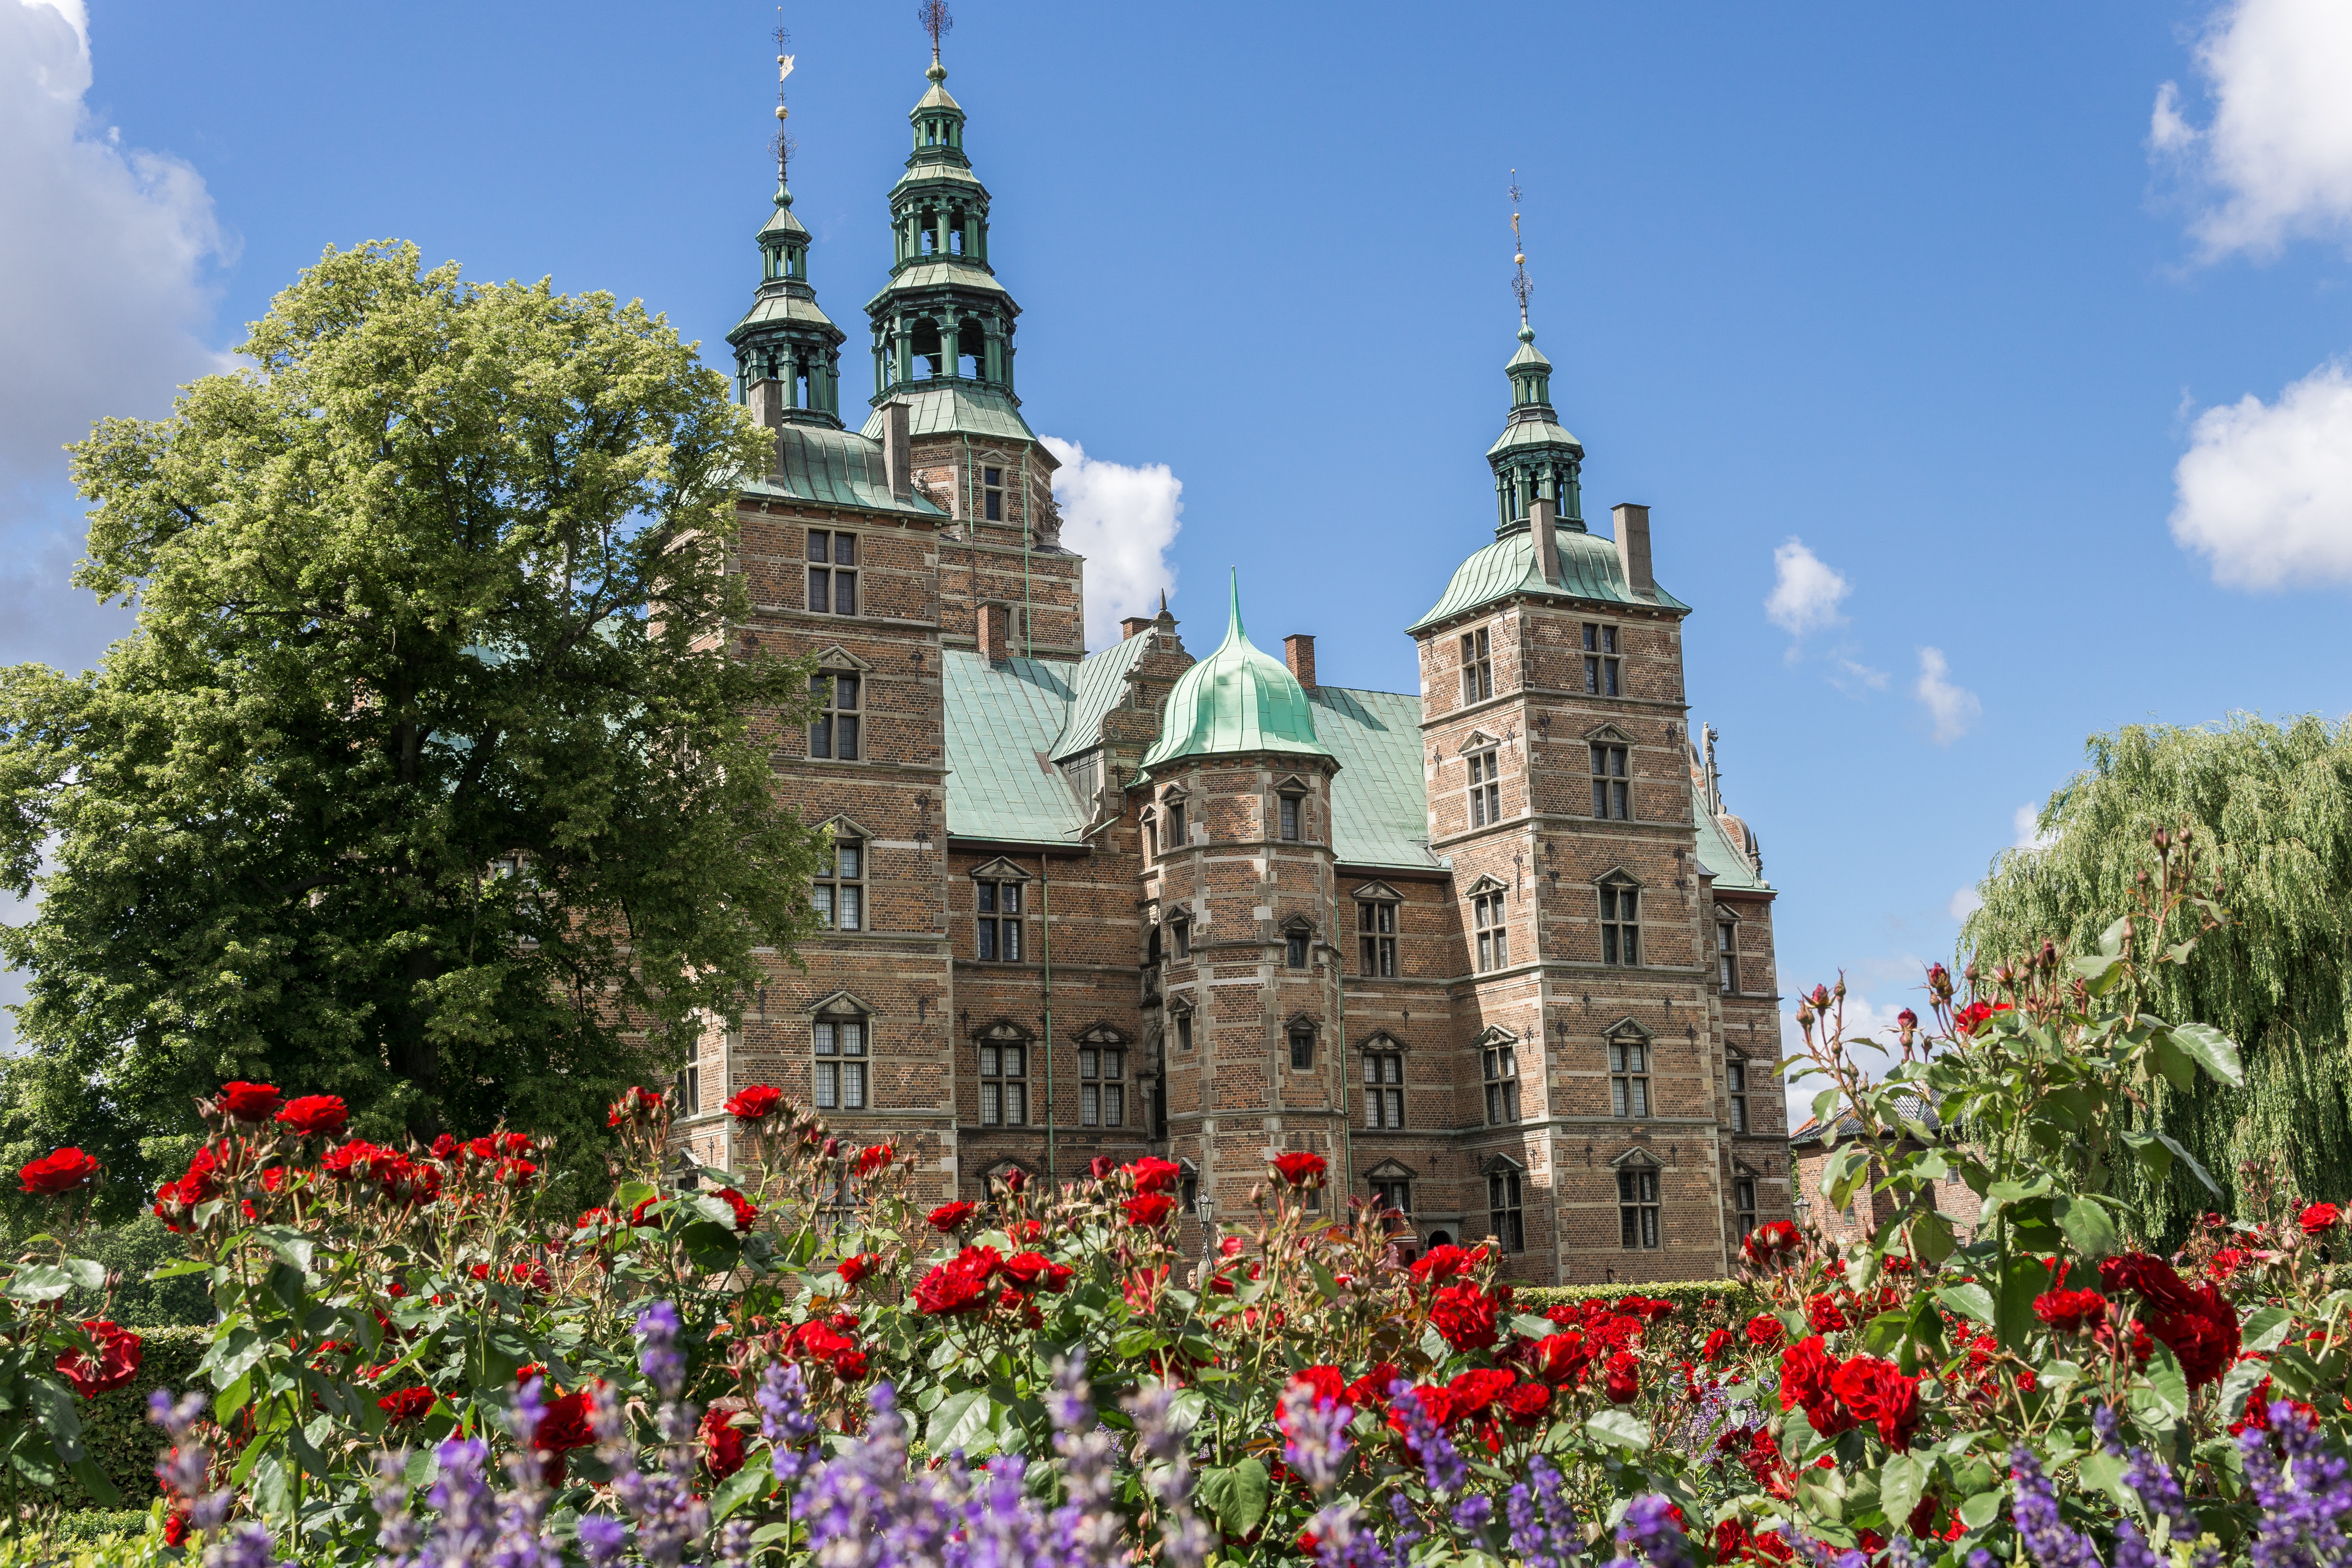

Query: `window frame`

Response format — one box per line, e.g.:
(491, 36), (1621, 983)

(1589, 742), (1628, 819)
(1466, 747), (1501, 828)
(1581, 621), (1620, 697)
(1079, 1042), (1125, 1128)
(813, 837), (865, 931)
(810, 670), (864, 762)
(1617, 1164), (1661, 1249)
(675, 1059), (701, 1116)
(1610, 1034), (1651, 1118)
(1734, 1170), (1758, 1240)
(977, 1030), (1029, 1126)
(1481, 1036), (1521, 1126)
(1717, 917), (1739, 993)
(1599, 881), (1641, 966)
(1287, 1025), (1316, 1072)
(982, 465), (1004, 522)
(1357, 897), (1398, 977)
(1473, 890), (1510, 972)
(1370, 1176), (1412, 1222)
(1459, 627), (1494, 705)
(1278, 792), (1302, 842)
(813, 1012), (869, 1111)
(1362, 1048), (1405, 1128)
(807, 530), (859, 617)
(975, 876), (1025, 962)
(1488, 1167), (1525, 1254)
(1174, 1011), (1194, 1053)
(1284, 927), (1309, 969)
(1728, 1056), (1750, 1135)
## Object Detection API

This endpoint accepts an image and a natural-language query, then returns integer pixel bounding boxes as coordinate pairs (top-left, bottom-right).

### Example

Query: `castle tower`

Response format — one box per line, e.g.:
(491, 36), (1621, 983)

(1139, 575), (1347, 1238)
(728, 42), (846, 426)
(861, 45), (1086, 656)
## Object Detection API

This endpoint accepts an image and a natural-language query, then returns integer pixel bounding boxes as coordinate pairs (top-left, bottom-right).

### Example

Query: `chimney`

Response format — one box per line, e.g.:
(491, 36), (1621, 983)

(881, 401), (912, 503)
(747, 379), (785, 429)
(1120, 615), (1154, 641)
(1283, 633), (1318, 691)
(1612, 503), (1655, 601)
(1531, 492), (1562, 586)
(978, 601), (1012, 663)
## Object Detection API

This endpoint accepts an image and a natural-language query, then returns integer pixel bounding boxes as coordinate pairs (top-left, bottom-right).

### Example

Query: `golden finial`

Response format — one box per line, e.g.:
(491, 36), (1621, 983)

(770, 10), (796, 200)
(1509, 170), (1533, 333)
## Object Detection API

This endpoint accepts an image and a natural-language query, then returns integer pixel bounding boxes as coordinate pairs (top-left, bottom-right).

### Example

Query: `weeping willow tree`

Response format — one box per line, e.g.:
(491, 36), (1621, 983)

(1962, 715), (2352, 1249)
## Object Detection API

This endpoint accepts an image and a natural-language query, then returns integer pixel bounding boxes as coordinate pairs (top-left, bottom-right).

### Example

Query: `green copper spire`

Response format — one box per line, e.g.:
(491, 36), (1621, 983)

(1142, 572), (1333, 771)
(1487, 179), (1583, 535)
(727, 36), (846, 427)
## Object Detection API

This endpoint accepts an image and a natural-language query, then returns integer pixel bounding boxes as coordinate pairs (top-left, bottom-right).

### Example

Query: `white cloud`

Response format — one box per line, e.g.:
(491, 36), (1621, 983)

(1949, 886), (1985, 921)
(0, 0), (228, 483)
(1040, 436), (1182, 650)
(1764, 538), (1849, 639)
(1912, 647), (1980, 744)
(2013, 801), (2059, 850)
(2150, 0), (2352, 257)
(1830, 656), (1890, 692)
(2170, 360), (2352, 589)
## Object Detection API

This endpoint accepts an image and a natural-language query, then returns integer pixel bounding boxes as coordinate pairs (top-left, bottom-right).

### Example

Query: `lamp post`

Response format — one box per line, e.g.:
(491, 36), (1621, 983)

(1197, 1193), (1216, 1261)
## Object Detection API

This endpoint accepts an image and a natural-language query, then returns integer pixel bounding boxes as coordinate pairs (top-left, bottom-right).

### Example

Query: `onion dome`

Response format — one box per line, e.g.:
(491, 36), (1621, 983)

(1141, 572), (1333, 771)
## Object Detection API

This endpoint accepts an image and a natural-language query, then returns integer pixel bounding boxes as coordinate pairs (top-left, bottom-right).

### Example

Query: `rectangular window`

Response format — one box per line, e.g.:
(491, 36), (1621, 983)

(1289, 1028), (1315, 1071)
(1618, 1167), (1661, 1249)
(1279, 795), (1301, 841)
(983, 466), (1003, 522)
(1482, 1041), (1520, 1126)
(1145, 818), (1158, 860)
(1080, 1046), (1124, 1127)
(1718, 919), (1738, 993)
(1735, 1174), (1758, 1240)
(1459, 627), (1493, 705)
(1600, 884), (1639, 965)
(810, 672), (862, 761)
(1728, 1058), (1749, 1135)
(1167, 801), (1187, 846)
(1175, 1013), (1193, 1053)
(813, 839), (864, 931)
(1467, 750), (1501, 827)
(1363, 1051), (1404, 1128)
(979, 1040), (1028, 1125)
(1610, 1038), (1650, 1118)
(675, 1060), (700, 1115)
(808, 530), (858, 616)
(1581, 622), (1619, 696)
(1589, 743), (1628, 819)
(1357, 900), (1396, 977)
(1171, 918), (1190, 960)
(976, 880), (1024, 962)
(1474, 892), (1509, 972)
(1285, 931), (1308, 969)
(1371, 1178), (1411, 1220)
(1488, 1171), (1525, 1254)
(814, 1019), (867, 1111)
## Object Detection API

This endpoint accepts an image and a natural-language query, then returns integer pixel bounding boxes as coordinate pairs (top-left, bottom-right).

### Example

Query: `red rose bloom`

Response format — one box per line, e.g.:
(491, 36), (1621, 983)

(714, 1187), (760, 1232)
(377, 1386), (437, 1425)
(1603, 1352), (1641, 1404)
(1501, 1381), (1552, 1426)
(838, 1252), (879, 1287)
(1745, 1314), (1785, 1349)
(1429, 1281), (1501, 1352)
(534, 1386), (597, 1483)
(1409, 1244), (1482, 1288)
(1385, 1384), (1457, 1449)
(1285, 1366), (1347, 1417)
(1446, 1368), (1516, 1416)
(1345, 1363), (1403, 1411)
(19, 1147), (101, 1196)
(2098, 1252), (2197, 1313)
(1123, 1156), (1183, 1194)
(1777, 1336), (1839, 1419)
(216, 1081), (282, 1121)
(1703, 1328), (1735, 1363)
(1087, 1155), (1116, 1181)
(1270, 1151), (1327, 1188)
(701, 1409), (747, 1479)
(2300, 1203), (2341, 1235)
(2147, 1283), (2239, 1389)
(628, 1196), (659, 1227)
(1806, 1295), (1849, 1334)
(2033, 1287), (2108, 1334)
(1000, 1251), (1075, 1293)
(1125, 1192), (1178, 1227)
(1953, 1000), (2015, 1036)
(1829, 1354), (1920, 1448)
(724, 1085), (784, 1122)
(56, 1320), (142, 1397)
(853, 1144), (895, 1178)
(927, 1200), (978, 1232)
(1741, 1221), (1802, 1269)
(913, 1246), (1002, 1316)
(1531, 1332), (1590, 1387)
(274, 1095), (348, 1136)
(606, 1086), (663, 1127)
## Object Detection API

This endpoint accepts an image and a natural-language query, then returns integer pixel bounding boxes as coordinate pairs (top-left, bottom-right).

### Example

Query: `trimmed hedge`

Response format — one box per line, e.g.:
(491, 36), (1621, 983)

(46, 1326), (209, 1508)
(1515, 1279), (1761, 1325)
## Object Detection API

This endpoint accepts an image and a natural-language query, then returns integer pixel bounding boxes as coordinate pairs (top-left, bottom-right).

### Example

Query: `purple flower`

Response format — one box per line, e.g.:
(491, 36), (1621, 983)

(211, 1525), (290, 1568)
(635, 1299), (685, 1402)
(2241, 1403), (2352, 1568)
(1047, 1354), (1122, 1568)
(715, 1519), (753, 1568)
(1611, 1493), (1693, 1568)
(759, 1358), (819, 1486)
(574, 1516), (628, 1568)
(373, 1449), (420, 1568)
(2011, 1449), (2102, 1568)
(487, 1377), (563, 1568)
(1280, 1380), (1354, 1496)
(421, 1436), (497, 1568)
(1386, 1380), (1466, 1497)
(1307, 1499), (1397, 1568)
(147, 1388), (230, 1535)
(1505, 1455), (1582, 1568)
(1125, 1380), (1213, 1568)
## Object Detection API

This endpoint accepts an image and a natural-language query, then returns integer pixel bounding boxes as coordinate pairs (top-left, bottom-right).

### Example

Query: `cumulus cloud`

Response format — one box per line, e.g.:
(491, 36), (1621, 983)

(1913, 647), (1980, 744)
(1949, 886), (1985, 921)
(2014, 801), (2058, 850)
(2150, 0), (2352, 257)
(1764, 538), (1849, 640)
(1040, 436), (1182, 650)
(2170, 360), (2352, 588)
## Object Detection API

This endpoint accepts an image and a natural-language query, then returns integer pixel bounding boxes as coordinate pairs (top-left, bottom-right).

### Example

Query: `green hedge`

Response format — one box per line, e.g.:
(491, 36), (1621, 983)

(1514, 1279), (1762, 1325)
(45, 1326), (209, 1508)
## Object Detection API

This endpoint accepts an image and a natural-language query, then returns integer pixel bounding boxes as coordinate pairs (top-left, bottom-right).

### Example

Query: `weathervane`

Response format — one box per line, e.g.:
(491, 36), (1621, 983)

(1509, 171), (1533, 328)
(771, 10), (797, 189)
(919, 0), (954, 64)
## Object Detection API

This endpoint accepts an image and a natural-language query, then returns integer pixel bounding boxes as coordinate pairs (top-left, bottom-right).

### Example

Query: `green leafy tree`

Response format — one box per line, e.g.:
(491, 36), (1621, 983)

(0, 241), (820, 1207)
(1962, 715), (2352, 1246)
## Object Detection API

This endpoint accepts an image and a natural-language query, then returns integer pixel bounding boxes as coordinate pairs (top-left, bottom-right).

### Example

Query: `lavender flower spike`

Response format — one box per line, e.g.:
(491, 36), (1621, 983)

(2241, 1402), (2352, 1568)
(2010, 1449), (2103, 1568)
(1612, 1493), (1693, 1568)
(373, 1450), (420, 1568)
(1279, 1378), (1354, 1496)
(1504, 1455), (1583, 1568)
(1386, 1379), (1467, 1497)
(1125, 1379), (1214, 1568)
(148, 1389), (228, 1534)
(1048, 1352), (1122, 1568)
(419, 1436), (498, 1568)
(636, 1299), (686, 1402)
(758, 1357), (820, 1486)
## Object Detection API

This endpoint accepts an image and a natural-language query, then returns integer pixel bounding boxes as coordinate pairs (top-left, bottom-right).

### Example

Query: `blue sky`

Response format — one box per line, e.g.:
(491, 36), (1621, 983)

(5, 0), (2352, 1058)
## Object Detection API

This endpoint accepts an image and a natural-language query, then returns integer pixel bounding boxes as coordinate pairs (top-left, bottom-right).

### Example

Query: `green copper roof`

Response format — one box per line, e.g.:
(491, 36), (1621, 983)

(1407, 524), (1688, 633)
(1310, 686), (1443, 870)
(743, 425), (947, 517)
(942, 650), (1086, 844)
(859, 383), (1035, 444)
(1052, 630), (1154, 761)
(1487, 415), (1584, 459)
(730, 288), (839, 338)
(1142, 574), (1334, 771)
(865, 260), (1010, 306)
(1693, 782), (1770, 891)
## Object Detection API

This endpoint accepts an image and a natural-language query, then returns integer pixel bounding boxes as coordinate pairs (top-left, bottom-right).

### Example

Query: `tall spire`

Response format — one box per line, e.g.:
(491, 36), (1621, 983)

(1484, 171), (1585, 535)
(1510, 169), (1533, 335)
(727, 13), (846, 428)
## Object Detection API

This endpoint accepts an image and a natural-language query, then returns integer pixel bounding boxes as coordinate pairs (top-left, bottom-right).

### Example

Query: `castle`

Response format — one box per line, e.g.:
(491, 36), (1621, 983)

(670, 40), (1792, 1284)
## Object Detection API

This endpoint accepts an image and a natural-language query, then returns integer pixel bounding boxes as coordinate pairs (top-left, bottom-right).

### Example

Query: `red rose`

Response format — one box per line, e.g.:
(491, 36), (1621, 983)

(1742, 1221), (1802, 1269)
(714, 1187), (760, 1232)
(321, 1140), (385, 1180)
(1777, 1336), (1839, 1420)
(2300, 1203), (2341, 1235)
(2033, 1288), (2108, 1335)
(1087, 1155), (1116, 1181)
(56, 1320), (142, 1397)
(162, 1513), (192, 1548)
(274, 1096), (348, 1136)
(838, 1253), (878, 1287)
(1429, 1281), (1500, 1351)
(913, 1246), (1002, 1316)
(1953, 1000), (2014, 1036)
(606, 1086), (663, 1127)
(534, 1386), (597, 1483)
(1501, 1381), (1552, 1426)
(1745, 1314), (1785, 1349)
(628, 1196), (659, 1227)
(216, 1082), (282, 1122)
(1446, 1368), (1516, 1416)
(1385, 1384), (1456, 1449)
(18, 1147), (100, 1196)
(2147, 1284), (2239, 1389)
(1603, 1351), (1639, 1404)
(1806, 1295), (1849, 1334)
(853, 1144), (895, 1178)
(1829, 1354), (1920, 1448)
(1270, 1151), (1327, 1188)
(1125, 1192), (1178, 1227)
(1000, 1251), (1074, 1293)
(1703, 1328), (1735, 1364)
(701, 1409), (747, 1479)
(1123, 1156), (1183, 1194)
(927, 1200), (978, 1232)
(1531, 1332), (1590, 1387)
(496, 1158), (537, 1190)
(1409, 1245), (1481, 1288)
(725, 1085), (784, 1122)
(377, 1387), (437, 1425)
(2098, 1252), (2197, 1313)
(1287, 1366), (1347, 1414)
(1345, 1362), (1403, 1411)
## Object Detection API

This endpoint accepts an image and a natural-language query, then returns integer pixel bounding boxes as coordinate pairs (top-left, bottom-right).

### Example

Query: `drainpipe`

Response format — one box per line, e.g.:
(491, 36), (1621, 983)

(1040, 852), (1056, 1184)
(1020, 448), (1034, 656)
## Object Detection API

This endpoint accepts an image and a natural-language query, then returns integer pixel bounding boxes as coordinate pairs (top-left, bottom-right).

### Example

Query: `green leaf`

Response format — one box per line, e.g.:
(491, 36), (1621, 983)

(2245, 1305), (2297, 1354)
(2079, 1451), (2133, 1509)
(927, 1389), (993, 1455)
(67, 1454), (122, 1508)
(2054, 1197), (2119, 1257)
(1221, 1457), (1271, 1536)
(5, 1264), (74, 1303)
(26, 1374), (87, 1461)
(1512, 1313), (1556, 1340)
(2098, 915), (2131, 957)
(60, 1256), (106, 1290)
(256, 1226), (315, 1272)
(1935, 1283), (1996, 1326)
(711, 1454), (776, 1521)
(147, 1258), (213, 1281)
(1584, 1409), (1652, 1451)
(2134, 1343), (2191, 1425)
(2170, 1023), (2244, 1089)
(2155, 1132), (2224, 1198)
(2150, 1031), (2198, 1091)
(1878, 1452), (1927, 1536)
(1960, 1489), (2003, 1529)
(2219, 1356), (2271, 1423)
